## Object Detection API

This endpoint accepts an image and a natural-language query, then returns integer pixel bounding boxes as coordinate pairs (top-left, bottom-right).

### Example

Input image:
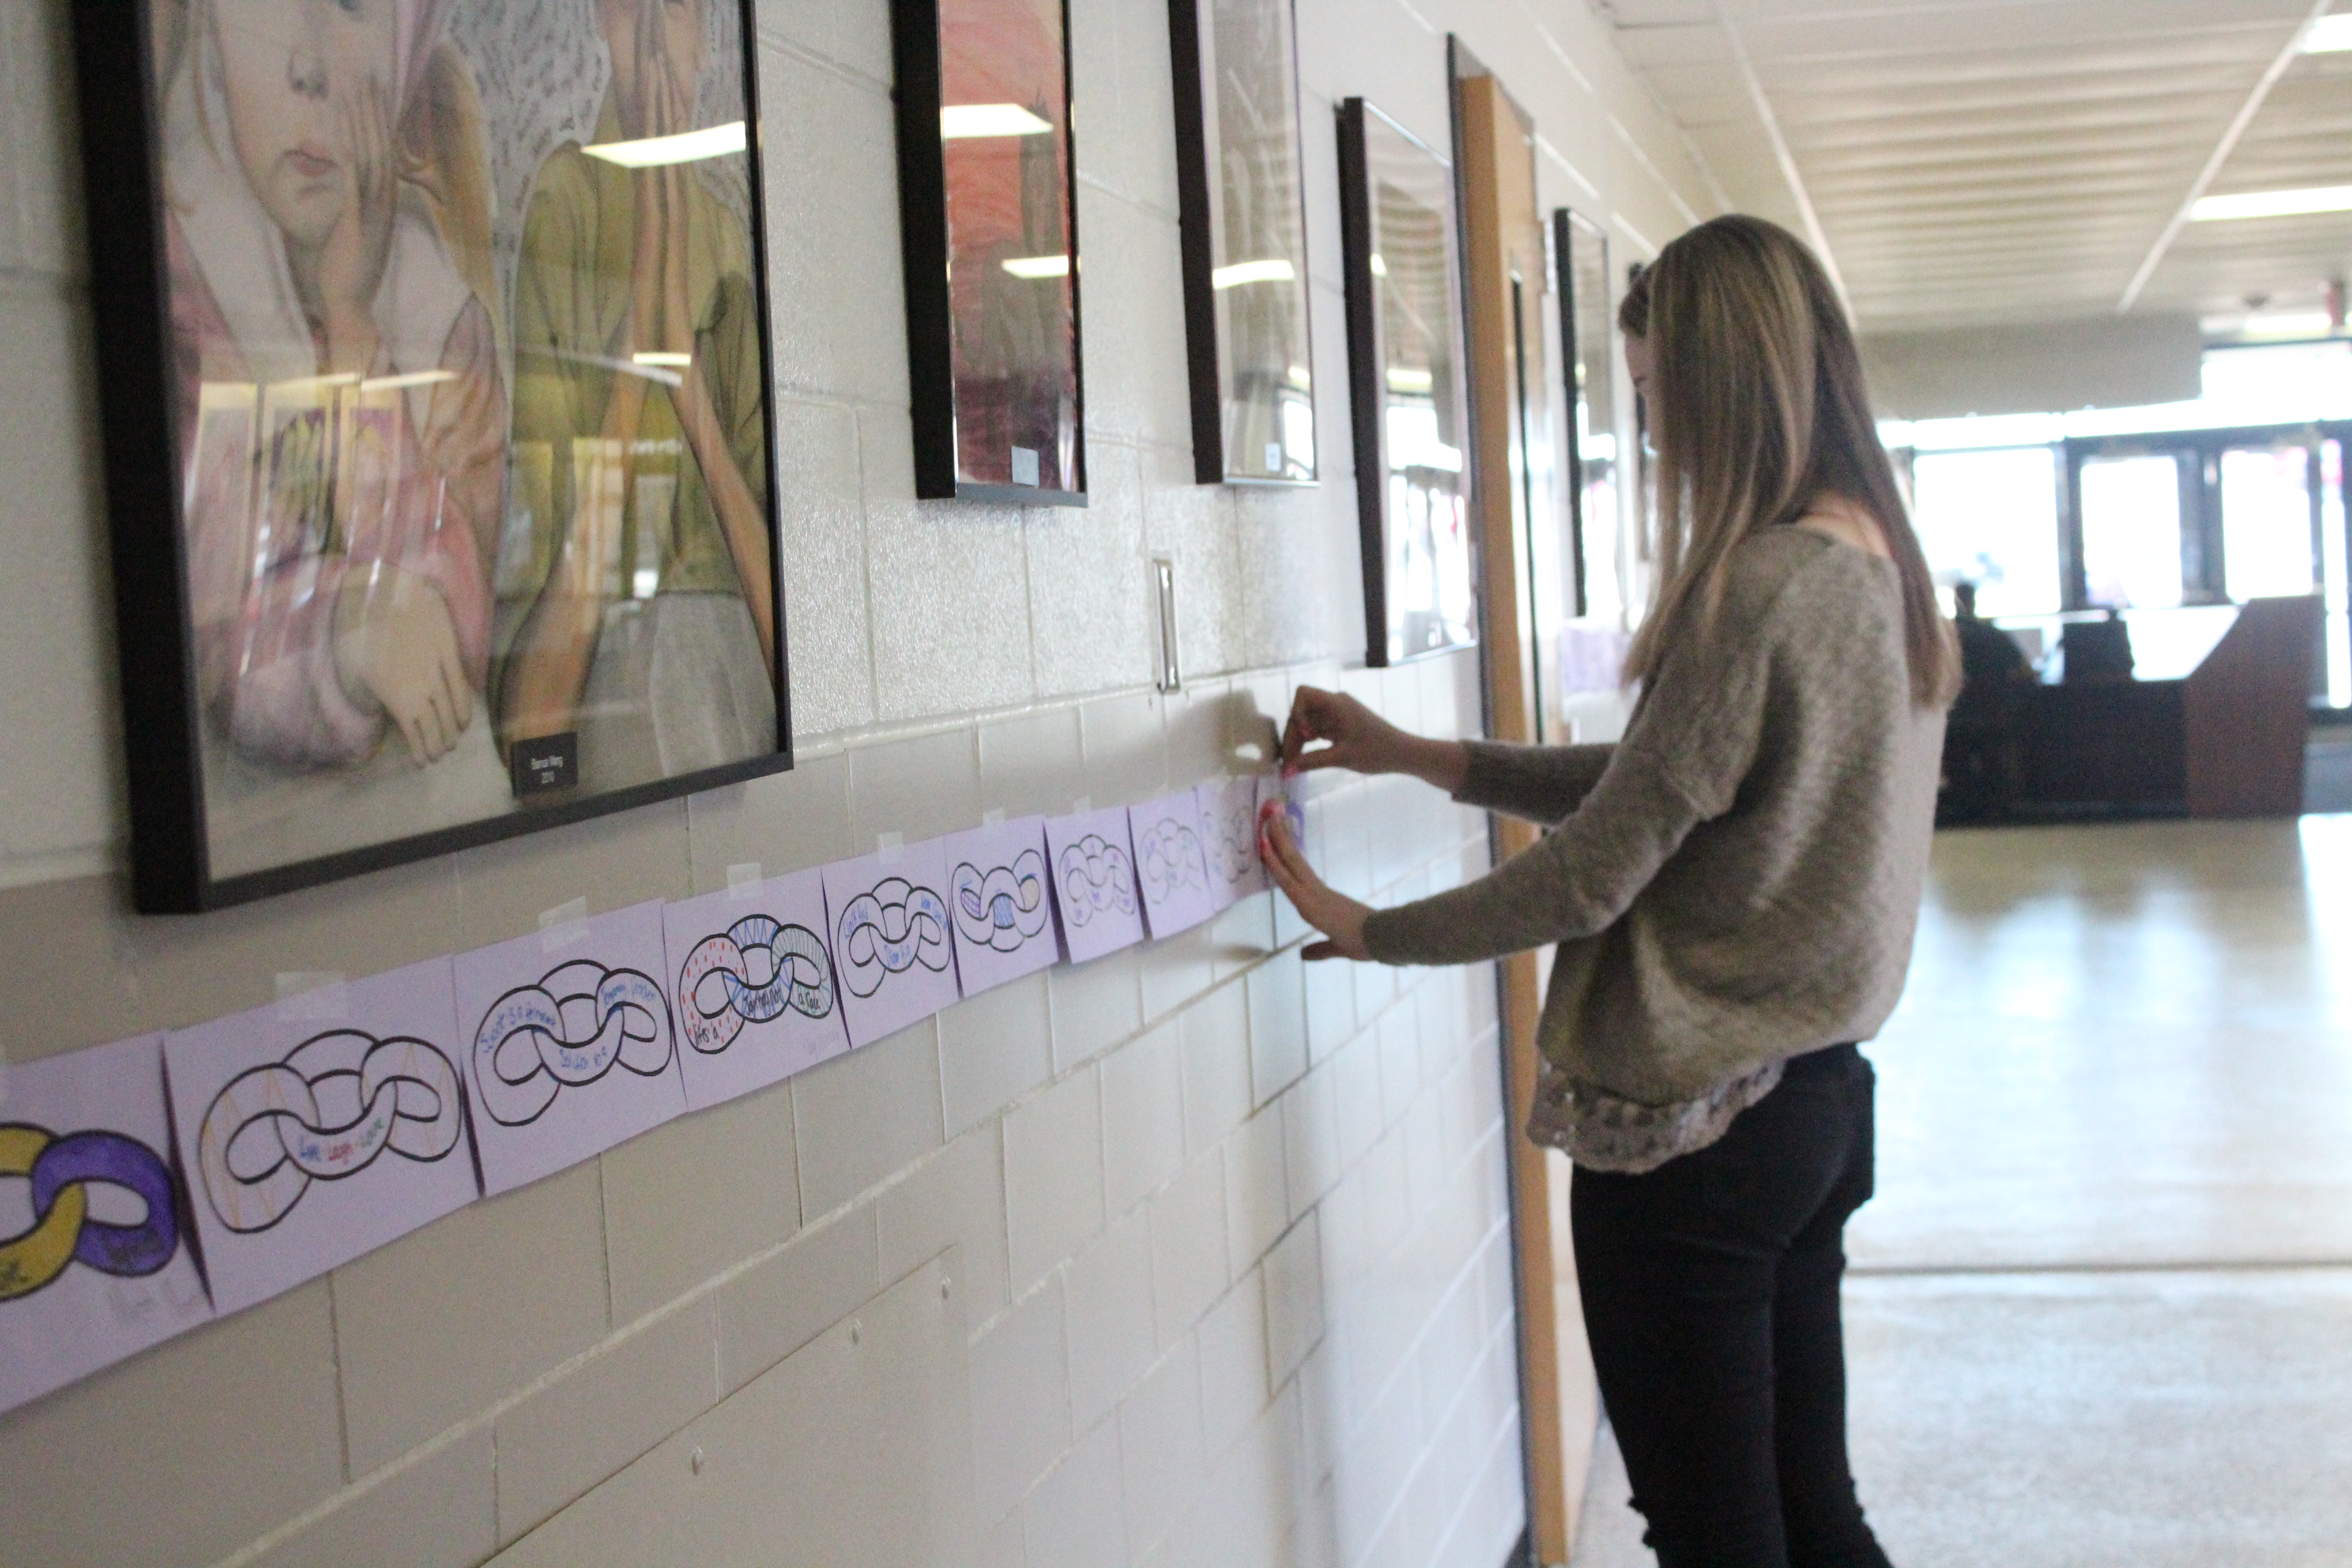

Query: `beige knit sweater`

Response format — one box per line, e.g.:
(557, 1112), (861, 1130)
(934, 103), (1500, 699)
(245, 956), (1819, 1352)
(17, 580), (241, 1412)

(1362, 527), (1946, 1169)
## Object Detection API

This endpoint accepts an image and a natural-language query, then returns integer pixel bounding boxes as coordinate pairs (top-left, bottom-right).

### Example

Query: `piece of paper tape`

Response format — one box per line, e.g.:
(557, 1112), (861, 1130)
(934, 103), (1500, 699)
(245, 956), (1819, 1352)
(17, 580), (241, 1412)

(539, 898), (591, 952)
(274, 972), (349, 1022)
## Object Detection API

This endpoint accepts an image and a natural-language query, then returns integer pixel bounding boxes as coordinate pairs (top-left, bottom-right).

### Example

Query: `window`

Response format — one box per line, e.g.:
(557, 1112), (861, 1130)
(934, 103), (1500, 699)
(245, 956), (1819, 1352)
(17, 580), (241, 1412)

(2078, 454), (2186, 609)
(2325, 439), (2349, 708)
(1910, 446), (2062, 617)
(2218, 445), (2317, 601)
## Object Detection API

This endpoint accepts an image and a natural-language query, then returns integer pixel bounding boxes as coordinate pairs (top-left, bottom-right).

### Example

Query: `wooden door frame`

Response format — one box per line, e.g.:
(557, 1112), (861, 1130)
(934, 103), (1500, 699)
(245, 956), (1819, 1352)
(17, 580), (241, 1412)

(1451, 39), (1596, 1567)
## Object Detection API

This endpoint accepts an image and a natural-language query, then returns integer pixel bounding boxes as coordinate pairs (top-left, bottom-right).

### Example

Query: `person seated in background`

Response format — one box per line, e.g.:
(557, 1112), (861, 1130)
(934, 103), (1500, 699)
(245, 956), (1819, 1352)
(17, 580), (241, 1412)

(1939, 581), (2034, 823)
(1953, 583), (2033, 687)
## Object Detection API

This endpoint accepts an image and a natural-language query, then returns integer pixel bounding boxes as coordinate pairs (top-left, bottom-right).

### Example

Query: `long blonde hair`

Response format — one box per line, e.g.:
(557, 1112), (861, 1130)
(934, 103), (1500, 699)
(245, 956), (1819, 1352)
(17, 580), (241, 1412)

(1618, 216), (1957, 706)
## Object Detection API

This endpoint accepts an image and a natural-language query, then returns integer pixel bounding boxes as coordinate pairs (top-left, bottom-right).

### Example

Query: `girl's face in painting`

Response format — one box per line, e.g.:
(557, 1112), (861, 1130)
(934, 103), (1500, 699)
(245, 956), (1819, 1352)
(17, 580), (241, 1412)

(211, 0), (397, 250)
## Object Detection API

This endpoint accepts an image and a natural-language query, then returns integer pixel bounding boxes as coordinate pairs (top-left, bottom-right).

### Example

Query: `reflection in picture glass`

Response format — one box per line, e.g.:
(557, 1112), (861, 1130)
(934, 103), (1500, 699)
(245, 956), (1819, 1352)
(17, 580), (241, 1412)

(1561, 212), (1622, 623)
(940, 0), (1079, 493)
(1344, 103), (1472, 664)
(1178, 0), (1313, 483)
(154, 0), (781, 889)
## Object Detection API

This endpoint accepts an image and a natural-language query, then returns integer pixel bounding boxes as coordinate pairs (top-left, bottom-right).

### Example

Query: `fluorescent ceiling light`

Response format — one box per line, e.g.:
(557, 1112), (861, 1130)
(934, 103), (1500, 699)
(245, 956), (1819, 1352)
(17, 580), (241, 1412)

(584, 121), (747, 168)
(632, 351), (693, 367)
(2303, 12), (2352, 51)
(941, 104), (1051, 139)
(1212, 259), (1295, 289)
(1369, 254), (1388, 277)
(1386, 368), (1433, 392)
(2189, 184), (2352, 221)
(1001, 255), (1069, 279)
(2205, 310), (2335, 339)
(359, 368), (455, 393)
(270, 370), (361, 395)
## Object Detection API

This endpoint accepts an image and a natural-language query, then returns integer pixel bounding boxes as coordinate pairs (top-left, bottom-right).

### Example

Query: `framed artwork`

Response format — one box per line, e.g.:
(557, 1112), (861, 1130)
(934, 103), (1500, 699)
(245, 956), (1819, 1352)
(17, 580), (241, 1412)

(71, 0), (790, 912)
(1337, 99), (1475, 667)
(1555, 208), (1622, 623)
(892, 0), (1086, 505)
(1168, 0), (1316, 485)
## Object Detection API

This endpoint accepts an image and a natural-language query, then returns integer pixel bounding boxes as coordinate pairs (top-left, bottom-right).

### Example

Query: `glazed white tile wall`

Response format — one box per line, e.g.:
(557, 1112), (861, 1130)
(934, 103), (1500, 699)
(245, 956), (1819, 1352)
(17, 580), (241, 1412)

(0, 0), (1717, 1560)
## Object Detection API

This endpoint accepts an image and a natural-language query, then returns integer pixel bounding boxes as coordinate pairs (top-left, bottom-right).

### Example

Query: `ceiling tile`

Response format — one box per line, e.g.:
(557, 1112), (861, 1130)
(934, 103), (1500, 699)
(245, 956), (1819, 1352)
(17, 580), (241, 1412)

(1590, 0), (2342, 329)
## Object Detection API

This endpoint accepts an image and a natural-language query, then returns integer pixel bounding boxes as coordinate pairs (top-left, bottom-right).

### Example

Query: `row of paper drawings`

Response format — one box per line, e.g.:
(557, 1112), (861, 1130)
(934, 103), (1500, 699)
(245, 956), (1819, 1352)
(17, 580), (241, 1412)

(0, 777), (1301, 1416)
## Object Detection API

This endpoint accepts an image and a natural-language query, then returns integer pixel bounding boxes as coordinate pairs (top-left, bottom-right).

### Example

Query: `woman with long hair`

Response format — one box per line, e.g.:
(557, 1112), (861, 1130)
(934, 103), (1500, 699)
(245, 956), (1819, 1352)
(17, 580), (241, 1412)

(1262, 214), (1956, 1566)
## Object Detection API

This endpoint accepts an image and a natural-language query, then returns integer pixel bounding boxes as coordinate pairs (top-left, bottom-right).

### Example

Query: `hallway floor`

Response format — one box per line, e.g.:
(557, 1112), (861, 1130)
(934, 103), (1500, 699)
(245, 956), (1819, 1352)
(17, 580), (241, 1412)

(1571, 814), (2352, 1566)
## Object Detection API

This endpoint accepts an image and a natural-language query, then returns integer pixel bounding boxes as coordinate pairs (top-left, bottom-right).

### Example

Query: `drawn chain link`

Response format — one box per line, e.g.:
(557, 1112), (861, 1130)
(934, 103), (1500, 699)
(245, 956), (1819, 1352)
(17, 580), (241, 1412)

(1137, 817), (1207, 903)
(0, 1124), (178, 1302)
(1057, 836), (1136, 927)
(473, 962), (674, 1127)
(197, 1032), (466, 1234)
(837, 879), (953, 998)
(951, 851), (1051, 953)
(678, 915), (836, 1055)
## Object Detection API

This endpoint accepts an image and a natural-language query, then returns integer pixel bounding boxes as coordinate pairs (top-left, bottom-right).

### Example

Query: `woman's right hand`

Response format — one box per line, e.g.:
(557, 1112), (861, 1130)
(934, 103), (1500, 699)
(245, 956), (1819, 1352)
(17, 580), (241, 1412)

(318, 76), (397, 373)
(1282, 685), (1466, 791)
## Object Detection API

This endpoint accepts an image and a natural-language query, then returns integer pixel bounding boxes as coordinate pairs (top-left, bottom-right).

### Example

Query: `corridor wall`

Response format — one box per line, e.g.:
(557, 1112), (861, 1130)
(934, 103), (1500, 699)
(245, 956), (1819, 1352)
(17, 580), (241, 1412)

(0, 0), (1716, 1562)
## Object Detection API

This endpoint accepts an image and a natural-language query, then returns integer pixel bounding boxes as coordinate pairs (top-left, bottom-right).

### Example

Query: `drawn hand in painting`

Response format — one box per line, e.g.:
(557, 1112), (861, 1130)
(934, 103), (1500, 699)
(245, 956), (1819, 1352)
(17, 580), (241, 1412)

(332, 562), (475, 765)
(502, 0), (777, 789)
(316, 74), (399, 374)
(165, 0), (506, 782)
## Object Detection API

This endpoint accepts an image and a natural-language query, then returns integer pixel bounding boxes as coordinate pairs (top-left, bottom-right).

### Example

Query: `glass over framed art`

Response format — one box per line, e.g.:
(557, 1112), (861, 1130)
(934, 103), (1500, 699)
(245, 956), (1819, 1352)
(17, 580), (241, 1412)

(1168, 0), (1315, 485)
(1337, 99), (1475, 667)
(892, 0), (1086, 505)
(1556, 208), (1621, 623)
(73, 0), (791, 911)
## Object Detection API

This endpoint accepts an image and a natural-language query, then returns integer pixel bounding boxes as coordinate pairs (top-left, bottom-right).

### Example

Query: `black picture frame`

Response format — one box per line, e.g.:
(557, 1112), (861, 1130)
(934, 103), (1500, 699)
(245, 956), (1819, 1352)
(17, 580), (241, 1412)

(1337, 99), (1477, 668)
(891, 0), (1088, 507)
(1168, 0), (1317, 486)
(71, 0), (793, 913)
(1554, 208), (1618, 623)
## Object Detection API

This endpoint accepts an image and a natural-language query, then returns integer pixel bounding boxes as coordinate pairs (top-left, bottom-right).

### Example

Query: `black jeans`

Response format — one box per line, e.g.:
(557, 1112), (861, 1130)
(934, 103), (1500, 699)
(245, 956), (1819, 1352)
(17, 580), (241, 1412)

(1571, 1044), (1892, 1568)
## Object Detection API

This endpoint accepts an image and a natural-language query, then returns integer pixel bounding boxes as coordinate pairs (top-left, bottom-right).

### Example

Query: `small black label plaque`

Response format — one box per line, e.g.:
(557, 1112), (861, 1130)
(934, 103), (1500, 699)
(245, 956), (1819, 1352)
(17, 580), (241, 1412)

(510, 733), (580, 798)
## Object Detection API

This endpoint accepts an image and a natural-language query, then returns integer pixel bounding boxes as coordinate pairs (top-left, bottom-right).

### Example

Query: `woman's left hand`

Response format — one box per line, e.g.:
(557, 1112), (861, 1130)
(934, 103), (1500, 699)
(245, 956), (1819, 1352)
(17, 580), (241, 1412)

(1260, 808), (1373, 962)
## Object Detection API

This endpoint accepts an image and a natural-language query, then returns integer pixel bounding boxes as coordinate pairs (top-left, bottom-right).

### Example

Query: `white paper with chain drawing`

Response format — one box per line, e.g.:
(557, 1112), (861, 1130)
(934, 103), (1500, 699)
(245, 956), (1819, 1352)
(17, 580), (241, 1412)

(166, 958), (481, 1314)
(0, 1034), (212, 1417)
(1197, 775), (1271, 910)
(664, 867), (849, 1111)
(453, 901), (684, 1196)
(938, 817), (1061, 998)
(1130, 790), (1218, 937)
(822, 838), (961, 1048)
(1258, 772), (1312, 945)
(1043, 805), (1146, 964)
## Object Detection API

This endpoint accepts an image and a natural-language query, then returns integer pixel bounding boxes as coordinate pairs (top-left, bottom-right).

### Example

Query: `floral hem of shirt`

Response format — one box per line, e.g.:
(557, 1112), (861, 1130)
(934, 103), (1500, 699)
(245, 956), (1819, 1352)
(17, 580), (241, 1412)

(1527, 1054), (1786, 1175)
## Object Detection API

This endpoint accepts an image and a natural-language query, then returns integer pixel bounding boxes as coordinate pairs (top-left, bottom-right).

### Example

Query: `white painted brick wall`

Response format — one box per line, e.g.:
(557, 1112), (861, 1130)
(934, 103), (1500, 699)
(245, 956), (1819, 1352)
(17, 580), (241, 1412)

(0, 0), (1710, 1560)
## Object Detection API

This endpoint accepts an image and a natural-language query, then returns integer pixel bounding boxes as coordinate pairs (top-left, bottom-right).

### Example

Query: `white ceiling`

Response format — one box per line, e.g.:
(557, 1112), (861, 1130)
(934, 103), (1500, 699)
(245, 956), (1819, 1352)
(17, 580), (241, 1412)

(1587, 0), (2352, 334)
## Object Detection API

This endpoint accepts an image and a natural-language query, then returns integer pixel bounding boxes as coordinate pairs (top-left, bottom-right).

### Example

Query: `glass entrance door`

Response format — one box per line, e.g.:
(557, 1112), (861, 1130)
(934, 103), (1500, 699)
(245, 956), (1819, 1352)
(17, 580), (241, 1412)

(2078, 452), (2190, 608)
(2324, 435), (2348, 708)
(2216, 442), (2319, 602)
